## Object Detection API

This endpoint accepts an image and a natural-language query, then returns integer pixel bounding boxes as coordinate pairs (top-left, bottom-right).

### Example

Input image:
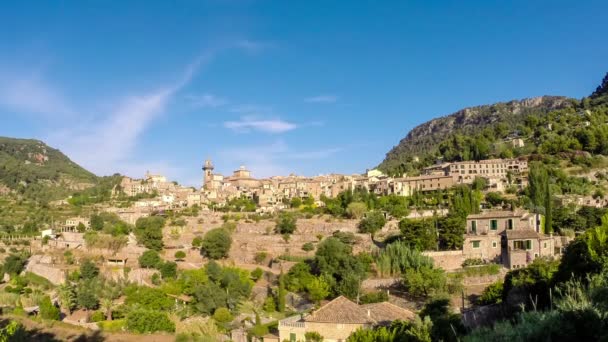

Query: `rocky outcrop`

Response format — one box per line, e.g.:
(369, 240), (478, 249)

(379, 96), (572, 171)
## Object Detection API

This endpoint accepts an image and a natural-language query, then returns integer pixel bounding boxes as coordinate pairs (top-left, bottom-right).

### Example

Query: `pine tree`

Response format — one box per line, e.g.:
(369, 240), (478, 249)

(544, 181), (553, 234)
(278, 272), (286, 312)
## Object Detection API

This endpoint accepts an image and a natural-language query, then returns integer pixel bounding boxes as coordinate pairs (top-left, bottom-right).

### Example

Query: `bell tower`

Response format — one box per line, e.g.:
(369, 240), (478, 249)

(202, 159), (214, 190)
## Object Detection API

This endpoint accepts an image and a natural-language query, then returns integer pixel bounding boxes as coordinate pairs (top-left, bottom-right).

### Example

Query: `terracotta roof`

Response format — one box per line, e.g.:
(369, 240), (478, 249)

(504, 230), (540, 240)
(304, 296), (373, 324)
(361, 302), (416, 325)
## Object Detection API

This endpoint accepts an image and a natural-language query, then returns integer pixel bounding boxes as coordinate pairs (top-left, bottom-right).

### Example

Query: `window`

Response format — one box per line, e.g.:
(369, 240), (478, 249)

(490, 219), (498, 230)
(526, 240), (532, 250)
(492, 241), (497, 248)
(290, 333), (296, 342)
(508, 219), (513, 230)
(471, 221), (477, 234)
(514, 240), (525, 250)
(543, 242), (547, 248)
(472, 240), (481, 248)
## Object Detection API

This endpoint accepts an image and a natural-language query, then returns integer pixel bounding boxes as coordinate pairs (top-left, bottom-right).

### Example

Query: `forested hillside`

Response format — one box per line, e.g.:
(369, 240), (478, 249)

(379, 73), (608, 176)
(0, 137), (97, 201)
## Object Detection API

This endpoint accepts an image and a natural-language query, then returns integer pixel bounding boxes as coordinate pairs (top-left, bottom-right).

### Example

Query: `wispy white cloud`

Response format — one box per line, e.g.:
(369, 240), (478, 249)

(305, 95), (338, 103)
(46, 53), (212, 177)
(0, 69), (72, 117)
(224, 116), (297, 134)
(235, 39), (275, 54)
(184, 93), (227, 108)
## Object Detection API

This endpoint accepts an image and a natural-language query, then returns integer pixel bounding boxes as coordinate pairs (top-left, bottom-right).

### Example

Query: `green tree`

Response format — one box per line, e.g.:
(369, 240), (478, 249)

(201, 228), (232, 259)
(358, 211), (386, 238)
(2, 254), (26, 275)
(76, 222), (87, 233)
(80, 259), (99, 280)
(90, 214), (104, 231)
(478, 281), (503, 305)
(346, 202), (368, 219)
(399, 219), (437, 251)
(290, 197), (302, 208)
(278, 272), (287, 312)
(402, 265), (447, 297)
(437, 215), (465, 250)
(57, 283), (77, 314)
(139, 250), (161, 268)
(544, 180), (553, 234)
(275, 211), (297, 235)
(306, 277), (330, 304)
(126, 309), (175, 333)
(39, 296), (60, 320)
(305, 331), (324, 342)
(159, 262), (177, 279)
(134, 216), (165, 251)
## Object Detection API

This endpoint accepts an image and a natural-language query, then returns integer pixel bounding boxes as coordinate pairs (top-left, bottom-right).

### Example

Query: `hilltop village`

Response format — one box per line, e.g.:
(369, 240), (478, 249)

(1, 73), (608, 341)
(0, 153), (581, 341)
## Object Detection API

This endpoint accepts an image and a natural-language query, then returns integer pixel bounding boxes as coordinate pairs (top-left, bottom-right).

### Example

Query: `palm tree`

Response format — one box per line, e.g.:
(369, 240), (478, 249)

(99, 298), (115, 321)
(57, 283), (77, 315)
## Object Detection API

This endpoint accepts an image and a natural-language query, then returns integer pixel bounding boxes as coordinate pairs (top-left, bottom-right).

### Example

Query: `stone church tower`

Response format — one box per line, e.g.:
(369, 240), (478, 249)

(202, 159), (214, 190)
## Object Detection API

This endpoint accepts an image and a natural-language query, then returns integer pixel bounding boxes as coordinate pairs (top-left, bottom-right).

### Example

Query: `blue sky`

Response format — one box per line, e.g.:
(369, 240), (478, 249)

(0, 1), (607, 186)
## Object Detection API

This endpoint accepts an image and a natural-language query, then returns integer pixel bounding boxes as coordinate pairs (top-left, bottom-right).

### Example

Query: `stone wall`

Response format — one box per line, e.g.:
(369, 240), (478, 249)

(361, 278), (400, 290)
(26, 262), (66, 285)
(423, 250), (464, 271)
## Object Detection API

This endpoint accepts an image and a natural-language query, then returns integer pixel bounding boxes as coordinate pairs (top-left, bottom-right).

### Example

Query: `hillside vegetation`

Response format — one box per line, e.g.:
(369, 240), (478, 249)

(379, 73), (608, 176)
(0, 137), (98, 201)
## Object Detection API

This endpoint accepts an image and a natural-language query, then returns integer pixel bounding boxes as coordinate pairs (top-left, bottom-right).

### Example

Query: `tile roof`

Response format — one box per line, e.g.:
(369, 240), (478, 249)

(361, 302), (416, 325)
(304, 296), (373, 324)
(504, 230), (540, 240)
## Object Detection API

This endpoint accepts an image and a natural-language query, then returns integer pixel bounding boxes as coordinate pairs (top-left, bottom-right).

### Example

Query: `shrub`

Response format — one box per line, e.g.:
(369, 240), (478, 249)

(201, 228), (232, 260)
(254, 252), (268, 264)
(275, 212), (297, 235)
(462, 258), (484, 267)
(174, 250), (186, 261)
(2, 254), (26, 275)
(302, 242), (315, 252)
(478, 281), (503, 305)
(192, 236), (203, 248)
(139, 250), (161, 268)
(79, 260), (99, 280)
(360, 291), (389, 304)
(212, 307), (233, 323)
(126, 310), (175, 333)
(98, 319), (126, 332)
(39, 296), (60, 320)
(159, 262), (178, 279)
(263, 297), (276, 312)
(90, 311), (105, 322)
(251, 268), (264, 282)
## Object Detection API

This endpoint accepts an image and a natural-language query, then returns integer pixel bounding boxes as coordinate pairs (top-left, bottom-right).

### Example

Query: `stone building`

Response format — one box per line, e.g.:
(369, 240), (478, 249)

(462, 210), (568, 268)
(423, 158), (528, 184)
(273, 296), (414, 342)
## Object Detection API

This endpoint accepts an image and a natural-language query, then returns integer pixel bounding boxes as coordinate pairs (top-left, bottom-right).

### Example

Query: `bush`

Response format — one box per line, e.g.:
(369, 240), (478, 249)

(360, 291), (389, 304)
(201, 228), (232, 259)
(80, 259), (99, 280)
(98, 319), (126, 332)
(461, 264), (501, 277)
(139, 250), (161, 268)
(275, 212), (297, 235)
(159, 262), (177, 279)
(39, 296), (60, 320)
(192, 236), (203, 248)
(263, 297), (276, 312)
(254, 252), (268, 264)
(212, 307), (233, 323)
(2, 254), (26, 275)
(478, 281), (503, 305)
(251, 268), (264, 282)
(301, 242), (315, 252)
(126, 310), (175, 333)
(174, 250), (186, 261)
(90, 311), (105, 322)
(462, 258), (484, 267)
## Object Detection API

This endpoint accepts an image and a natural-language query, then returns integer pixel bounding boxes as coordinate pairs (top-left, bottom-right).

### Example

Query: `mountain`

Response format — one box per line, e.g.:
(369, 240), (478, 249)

(0, 137), (98, 200)
(378, 96), (574, 173)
